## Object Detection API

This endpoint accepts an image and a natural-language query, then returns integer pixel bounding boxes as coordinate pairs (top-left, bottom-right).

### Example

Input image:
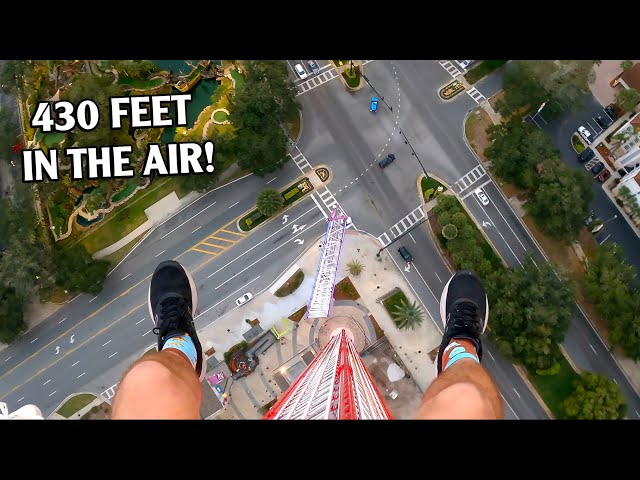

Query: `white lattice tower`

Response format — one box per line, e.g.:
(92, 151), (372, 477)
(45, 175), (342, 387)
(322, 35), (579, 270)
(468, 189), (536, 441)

(306, 205), (348, 319)
(263, 329), (392, 419)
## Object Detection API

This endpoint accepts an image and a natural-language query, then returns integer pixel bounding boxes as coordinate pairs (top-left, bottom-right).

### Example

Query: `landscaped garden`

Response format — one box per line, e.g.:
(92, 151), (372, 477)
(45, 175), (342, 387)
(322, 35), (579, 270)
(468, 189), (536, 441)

(117, 76), (163, 90)
(333, 276), (360, 301)
(420, 175), (447, 202)
(56, 393), (96, 418)
(240, 176), (314, 232)
(342, 65), (361, 88)
(464, 60), (508, 85)
(275, 269), (305, 297)
(382, 289), (410, 321)
(571, 133), (585, 153)
(213, 110), (228, 122)
(440, 80), (465, 99)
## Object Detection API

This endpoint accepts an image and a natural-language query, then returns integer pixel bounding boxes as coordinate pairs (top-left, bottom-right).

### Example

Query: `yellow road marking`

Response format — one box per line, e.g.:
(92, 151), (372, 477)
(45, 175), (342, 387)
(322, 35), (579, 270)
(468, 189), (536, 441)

(207, 236), (236, 243)
(202, 242), (228, 249)
(191, 247), (219, 255)
(220, 229), (246, 237)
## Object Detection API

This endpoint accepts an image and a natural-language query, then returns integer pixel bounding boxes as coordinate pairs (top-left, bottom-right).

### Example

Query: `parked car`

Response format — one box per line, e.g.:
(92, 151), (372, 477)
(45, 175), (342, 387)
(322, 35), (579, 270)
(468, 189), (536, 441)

(398, 246), (413, 263)
(584, 210), (596, 226)
(595, 114), (612, 129)
(456, 60), (474, 69)
(597, 169), (611, 182)
(578, 147), (595, 163)
(591, 161), (605, 174)
(235, 292), (253, 306)
(308, 60), (320, 75)
(378, 153), (396, 168)
(370, 97), (378, 113)
(605, 105), (618, 120)
(578, 126), (592, 143)
(294, 63), (307, 80)
(475, 188), (490, 206)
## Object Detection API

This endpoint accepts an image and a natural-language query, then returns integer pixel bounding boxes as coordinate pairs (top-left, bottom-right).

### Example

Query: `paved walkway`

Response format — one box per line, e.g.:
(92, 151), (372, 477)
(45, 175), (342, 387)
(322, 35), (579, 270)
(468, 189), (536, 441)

(205, 229), (442, 419)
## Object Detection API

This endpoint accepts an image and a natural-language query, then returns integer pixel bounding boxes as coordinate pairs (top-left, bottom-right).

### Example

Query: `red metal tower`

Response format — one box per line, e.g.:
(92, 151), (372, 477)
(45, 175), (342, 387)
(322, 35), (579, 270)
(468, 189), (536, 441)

(263, 328), (392, 420)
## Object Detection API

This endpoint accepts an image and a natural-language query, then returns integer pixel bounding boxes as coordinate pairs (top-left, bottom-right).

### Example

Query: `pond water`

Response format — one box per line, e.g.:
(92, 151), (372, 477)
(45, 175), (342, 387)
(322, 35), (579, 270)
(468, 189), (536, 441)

(152, 60), (220, 144)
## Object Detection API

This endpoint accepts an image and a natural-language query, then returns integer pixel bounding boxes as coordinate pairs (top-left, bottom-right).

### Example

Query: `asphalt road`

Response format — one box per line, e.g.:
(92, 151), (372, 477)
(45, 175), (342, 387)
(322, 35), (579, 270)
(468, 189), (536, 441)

(0, 165), (328, 415)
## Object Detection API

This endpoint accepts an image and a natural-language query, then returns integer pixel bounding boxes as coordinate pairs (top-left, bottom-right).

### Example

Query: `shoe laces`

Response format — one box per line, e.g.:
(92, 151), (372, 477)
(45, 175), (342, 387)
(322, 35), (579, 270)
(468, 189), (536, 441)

(451, 301), (479, 334)
(152, 296), (189, 337)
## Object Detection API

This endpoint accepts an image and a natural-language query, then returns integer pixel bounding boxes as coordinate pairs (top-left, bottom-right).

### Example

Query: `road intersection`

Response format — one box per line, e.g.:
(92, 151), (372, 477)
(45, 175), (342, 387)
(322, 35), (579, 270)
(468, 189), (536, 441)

(2, 60), (639, 419)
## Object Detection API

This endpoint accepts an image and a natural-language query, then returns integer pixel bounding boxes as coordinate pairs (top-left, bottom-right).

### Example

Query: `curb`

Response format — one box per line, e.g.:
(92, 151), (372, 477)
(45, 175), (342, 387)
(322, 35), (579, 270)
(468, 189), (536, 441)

(418, 174), (453, 275)
(560, 344), (582, 374)
(571, 133), (587, 154)
(48, 391), (101, 420)
(513, 365), (554, 419)
(293, 110), (303, 145)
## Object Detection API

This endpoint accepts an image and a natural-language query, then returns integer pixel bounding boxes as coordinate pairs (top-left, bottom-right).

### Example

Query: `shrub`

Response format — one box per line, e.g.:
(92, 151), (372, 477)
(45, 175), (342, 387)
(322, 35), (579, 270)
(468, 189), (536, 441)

(424, 187), (435, 201)
(284, 187), (299, 200)
(536, 361), (561, 376)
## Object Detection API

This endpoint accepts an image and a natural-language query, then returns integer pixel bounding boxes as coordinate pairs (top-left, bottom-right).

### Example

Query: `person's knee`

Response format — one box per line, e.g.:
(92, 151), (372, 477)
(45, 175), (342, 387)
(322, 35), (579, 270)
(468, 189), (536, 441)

(420, 382), (497, 419)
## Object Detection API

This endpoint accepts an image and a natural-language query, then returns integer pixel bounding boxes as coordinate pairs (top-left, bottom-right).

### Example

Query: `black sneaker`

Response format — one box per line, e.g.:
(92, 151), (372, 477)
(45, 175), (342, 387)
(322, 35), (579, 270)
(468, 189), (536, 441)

(148, 260), (205, 381)
(436, 270), (488, 374)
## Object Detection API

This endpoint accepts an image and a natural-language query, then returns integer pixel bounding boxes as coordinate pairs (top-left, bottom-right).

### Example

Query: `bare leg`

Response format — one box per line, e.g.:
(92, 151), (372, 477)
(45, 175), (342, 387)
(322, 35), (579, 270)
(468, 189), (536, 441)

(416, 358), (503, 419)
(112, 350), (201, 419)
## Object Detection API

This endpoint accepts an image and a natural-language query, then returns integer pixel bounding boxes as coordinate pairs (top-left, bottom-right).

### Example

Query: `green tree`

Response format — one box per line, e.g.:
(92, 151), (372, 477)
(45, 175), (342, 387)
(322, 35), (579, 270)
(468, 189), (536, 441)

(584, 243), (640, 359)
(621, 60), (634, 70)
(90, 181), (112, 208)
(485, 118), (559, 190)
(442, 224), (458, 240)
(615, 87), (640, 112)
(392, 299), (425, 331)
(256, 188), (284, 217)
(0, 106), (19, 160)
(229, 61), (301, 176)
(63, 73), (133, 149)
(563, 372), (626, 420)
(108, 60), (157, 78)
(0, 285), (27, 344)
(497, 60), (597, 118)
(0, 60), (30, 94)
(489, 256), (574, 370)
(347, 260), (365, 276)
(526, 159), (594, 240)
(52, 245), (110, 295)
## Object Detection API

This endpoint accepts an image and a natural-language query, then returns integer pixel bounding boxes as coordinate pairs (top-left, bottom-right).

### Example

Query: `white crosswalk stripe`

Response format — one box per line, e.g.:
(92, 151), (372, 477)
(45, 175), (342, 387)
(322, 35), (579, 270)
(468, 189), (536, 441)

(466, 87), (486, 104)
(290, 146), (313, 173)
(452, 165), (487, 194)
(377, 205), (425, 246)
(296, 61), (375, 97)
(102, 383), (118, 400)
(439, 60), (462, 78)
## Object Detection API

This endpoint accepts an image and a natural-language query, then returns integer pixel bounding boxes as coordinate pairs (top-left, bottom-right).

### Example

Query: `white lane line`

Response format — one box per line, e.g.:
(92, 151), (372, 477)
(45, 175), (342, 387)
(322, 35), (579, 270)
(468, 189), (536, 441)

(58, 317), (67, 325)
(197, 276), (262, 321)
(206, 206), (321, 280)
(43, 379), (51, 386)
(484, 185), (530, 253)
(89, 296), (98, 303)
(460, 179), (492, 199)
(408, 232), (417, 244)
(17, 396), (24, 403)
(72, 361), (80, 366)
(48, 391), (57, 397)
(135, 318), (146, 325)
(155, 250), (166, 257)
(121, 273), (131, 281)
(191, 226), (202, 234)
(160, 201), (218, 240)
(142, 329), (152, 336)
(4, 356), (12, 362)
(109, 352), (118, 359)
(487, 351), (495, 361)
(30, 337), (38, 344)
(102, 340), (112, 347)
(213, 216), (325, 289)
(77, 372), (86, 379)
(636, 410), (640, 418)
(470, 196), (523, 267)
(411, 264), (439, 303)
(228, 201), (239, 209)
(433, 270), (443, 283)
(590, 344), (598, 354)
(266, 177), (278, 185)
(613, 378), (618, 384)
(513, 387), (521, 399)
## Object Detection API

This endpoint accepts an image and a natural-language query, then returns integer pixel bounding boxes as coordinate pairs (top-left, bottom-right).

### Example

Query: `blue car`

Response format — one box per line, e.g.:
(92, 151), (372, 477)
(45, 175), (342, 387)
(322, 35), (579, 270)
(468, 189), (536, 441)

(370, 97), (378, 113)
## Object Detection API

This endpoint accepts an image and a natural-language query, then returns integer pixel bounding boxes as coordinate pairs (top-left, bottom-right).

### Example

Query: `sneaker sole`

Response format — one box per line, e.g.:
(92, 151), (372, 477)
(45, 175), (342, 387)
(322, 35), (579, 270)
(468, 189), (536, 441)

(147, 261), (205, 382)
(439, 273), (489, 334)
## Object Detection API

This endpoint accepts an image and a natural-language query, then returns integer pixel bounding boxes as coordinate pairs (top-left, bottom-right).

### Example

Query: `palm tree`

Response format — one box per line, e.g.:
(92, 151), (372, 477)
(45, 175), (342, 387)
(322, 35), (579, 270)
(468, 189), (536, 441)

(347, 259), (364, 276)
(393, 299), (425, 331)
(256, 188), (284, 217)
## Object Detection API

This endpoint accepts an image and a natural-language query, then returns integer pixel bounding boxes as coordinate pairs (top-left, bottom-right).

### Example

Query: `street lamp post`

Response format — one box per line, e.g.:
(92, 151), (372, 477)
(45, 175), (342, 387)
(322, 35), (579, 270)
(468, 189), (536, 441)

(398, 129), (430, 180)
(591, 214), (618, 233)
(361, 74), (393, 111)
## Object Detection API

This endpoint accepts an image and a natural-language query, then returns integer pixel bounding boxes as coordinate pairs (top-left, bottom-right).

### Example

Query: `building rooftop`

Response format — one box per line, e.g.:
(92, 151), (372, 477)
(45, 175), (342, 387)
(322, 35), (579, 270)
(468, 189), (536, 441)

(621, 63), (640, 91)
